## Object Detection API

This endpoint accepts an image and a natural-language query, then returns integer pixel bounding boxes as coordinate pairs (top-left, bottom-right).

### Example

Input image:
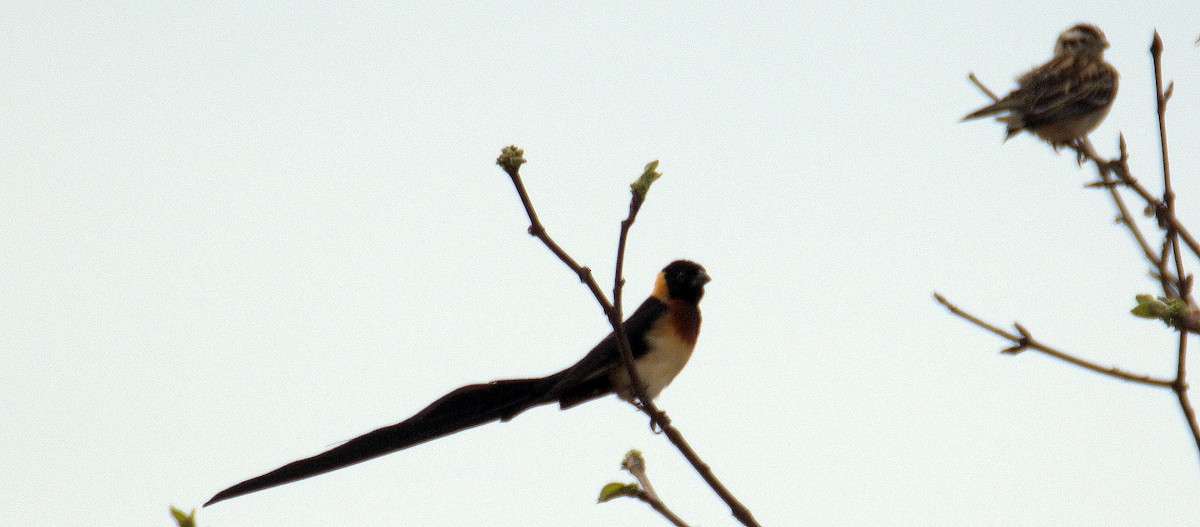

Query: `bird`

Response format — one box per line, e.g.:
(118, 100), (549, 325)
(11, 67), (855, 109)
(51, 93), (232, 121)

(963, 23), (1119, 148)
(205, 259), (711, 506)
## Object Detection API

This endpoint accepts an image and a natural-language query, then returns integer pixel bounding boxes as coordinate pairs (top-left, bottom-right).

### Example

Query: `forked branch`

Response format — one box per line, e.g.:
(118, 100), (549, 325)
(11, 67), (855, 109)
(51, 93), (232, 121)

(933, 293), (1173, 387)
(956, 32), (1200, 457)
(496, 147), (761, 526)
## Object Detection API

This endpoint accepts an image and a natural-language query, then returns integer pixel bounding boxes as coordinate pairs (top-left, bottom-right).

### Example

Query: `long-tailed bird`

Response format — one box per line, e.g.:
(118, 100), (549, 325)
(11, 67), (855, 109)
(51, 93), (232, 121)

(206, 260), (710, 506)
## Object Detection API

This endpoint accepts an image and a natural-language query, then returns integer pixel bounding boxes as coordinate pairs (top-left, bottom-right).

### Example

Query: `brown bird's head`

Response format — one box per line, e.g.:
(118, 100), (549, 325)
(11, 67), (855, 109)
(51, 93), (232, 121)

(1054, 24), (1109, 59)
(654, 260), (711, 304)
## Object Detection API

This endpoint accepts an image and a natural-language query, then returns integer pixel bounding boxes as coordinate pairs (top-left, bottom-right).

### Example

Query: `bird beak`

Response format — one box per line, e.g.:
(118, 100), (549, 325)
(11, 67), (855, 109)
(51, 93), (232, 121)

(693, 271), (712, 288)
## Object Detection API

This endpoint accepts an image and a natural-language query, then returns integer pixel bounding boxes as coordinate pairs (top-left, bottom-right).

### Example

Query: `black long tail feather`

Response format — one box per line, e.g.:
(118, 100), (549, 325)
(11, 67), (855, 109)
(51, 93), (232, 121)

(205, 376), (560, 506)
(204, 262), (708, 507)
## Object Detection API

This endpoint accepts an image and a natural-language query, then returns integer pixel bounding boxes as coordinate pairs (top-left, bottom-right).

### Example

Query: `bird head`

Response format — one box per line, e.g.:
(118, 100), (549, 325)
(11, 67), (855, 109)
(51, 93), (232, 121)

(1054, 24), (1109, 58)
(656, 260), (710, 304)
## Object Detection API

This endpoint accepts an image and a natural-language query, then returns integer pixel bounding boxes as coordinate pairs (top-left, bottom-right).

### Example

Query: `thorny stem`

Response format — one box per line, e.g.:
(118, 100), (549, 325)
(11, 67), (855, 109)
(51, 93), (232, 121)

(496, 149), (761, 527)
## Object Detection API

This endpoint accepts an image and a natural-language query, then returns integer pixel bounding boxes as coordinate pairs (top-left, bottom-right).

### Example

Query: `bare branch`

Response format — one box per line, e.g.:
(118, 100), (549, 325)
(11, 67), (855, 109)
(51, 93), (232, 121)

(968, 72), (1000, 101)
(496, 147), (761, 527)
(496, 146), (616, 314)
(934, 293), (1174, 387)
(610, 161), (760, 527)
(1151, 32), (1188, 306)
(953, 29), (1200, 462)
(1175, 332), (1200, 453)
(612, 161), (664, 418)
(1078, 139), (1169, 285)
(623, 450), (691, 527)
(634, 492), (691, 527)
(1078, 141), (1200, 262)
(1151, 34), (1200, 454)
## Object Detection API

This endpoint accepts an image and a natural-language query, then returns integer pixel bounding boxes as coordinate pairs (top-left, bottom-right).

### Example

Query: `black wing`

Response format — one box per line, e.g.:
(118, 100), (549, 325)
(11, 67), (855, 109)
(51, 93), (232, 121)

(551, 296), (669, 408)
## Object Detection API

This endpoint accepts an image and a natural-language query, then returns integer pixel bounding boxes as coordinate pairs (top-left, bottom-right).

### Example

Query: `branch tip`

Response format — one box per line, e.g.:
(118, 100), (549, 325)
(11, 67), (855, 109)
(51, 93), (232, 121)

(951, 36), (1200, 453)
(497, 147), (760, 527)
(495, 145), (527, 174)
(1084, 179), (1121, 189)
(1000, 344), (1026, 355)
(630, 160), (663, 200)
(1013, 323), (1030, 340)
(967, 72), (1000, 101)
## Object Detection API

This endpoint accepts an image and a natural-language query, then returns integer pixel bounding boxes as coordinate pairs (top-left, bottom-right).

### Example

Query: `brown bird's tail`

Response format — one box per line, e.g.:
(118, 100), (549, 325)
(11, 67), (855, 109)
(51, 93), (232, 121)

(205, 376), (561, 506)
(963, 100), (1024, 141)
(962, 99), (1011, 121)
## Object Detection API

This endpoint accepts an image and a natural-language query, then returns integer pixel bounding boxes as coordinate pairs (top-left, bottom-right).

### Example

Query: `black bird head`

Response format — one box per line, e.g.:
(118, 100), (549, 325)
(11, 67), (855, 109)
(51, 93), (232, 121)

(659, 260), (710, 304)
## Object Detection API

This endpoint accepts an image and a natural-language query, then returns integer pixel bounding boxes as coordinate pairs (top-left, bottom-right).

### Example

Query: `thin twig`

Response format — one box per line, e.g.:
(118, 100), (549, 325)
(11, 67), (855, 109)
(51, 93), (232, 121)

(1175, 331), (1200, 452)
(1082, 137), (1200, 262)
(622, 451), (691, 527)
(968, 72), (1000, 101)
(1152, 33), (1174, 211)
(1160, 238), (1178, 298)
(496, 152), (650, 407)
(635, 493), (690, 527)
(610, 185), (762, 527)
(958, 32), (1200, 459)
(656, 423), (760, 526)
(612, 191), (656, 416)
(1151, 32), (1188, 304)
(968, 73), (1200, 264)
(497, 156), (617, 315)
(496, 148), (761, 527)
(1151, 33), (1200, 453)
(1078, 139), (1168, 285)
(614, 176), (760, 527)
(933, 293), (1174, 387)
(1067, 118), (1179, 294)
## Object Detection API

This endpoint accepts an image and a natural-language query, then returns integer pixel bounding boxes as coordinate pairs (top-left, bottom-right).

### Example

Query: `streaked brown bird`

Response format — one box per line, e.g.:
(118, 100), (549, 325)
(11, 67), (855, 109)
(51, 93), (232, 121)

(206, 260), (710, 506)
(964, 23), (1118, 148)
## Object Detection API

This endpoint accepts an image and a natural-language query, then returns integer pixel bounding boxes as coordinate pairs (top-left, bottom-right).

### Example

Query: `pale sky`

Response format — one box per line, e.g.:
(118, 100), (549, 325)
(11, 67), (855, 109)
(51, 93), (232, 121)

(5, 2), (1200, 526)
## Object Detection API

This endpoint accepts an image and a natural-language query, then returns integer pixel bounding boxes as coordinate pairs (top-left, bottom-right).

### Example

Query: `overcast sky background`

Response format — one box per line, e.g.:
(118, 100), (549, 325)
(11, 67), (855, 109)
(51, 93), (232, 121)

(5, 2), (1200, 526)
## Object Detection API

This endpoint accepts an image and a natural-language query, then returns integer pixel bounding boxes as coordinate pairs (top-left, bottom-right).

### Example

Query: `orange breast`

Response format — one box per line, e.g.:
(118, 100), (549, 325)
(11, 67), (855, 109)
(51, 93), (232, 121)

(668, 299), (701, 346)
